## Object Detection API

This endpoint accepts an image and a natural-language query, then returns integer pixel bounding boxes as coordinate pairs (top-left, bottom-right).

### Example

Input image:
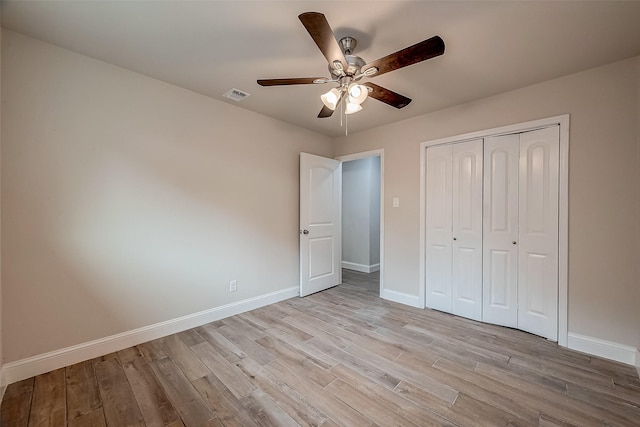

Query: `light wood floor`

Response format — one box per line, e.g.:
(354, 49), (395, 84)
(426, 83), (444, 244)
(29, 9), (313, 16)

(2, 270), (640, 426)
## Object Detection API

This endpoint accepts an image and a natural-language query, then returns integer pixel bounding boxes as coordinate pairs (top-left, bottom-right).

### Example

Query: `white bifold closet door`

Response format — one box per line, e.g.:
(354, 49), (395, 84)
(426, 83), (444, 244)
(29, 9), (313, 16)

(482, 134), (519, 327)
(483, 126), (559, 340)
(425, 144), (453, 313)
(426, 139), (483, 321)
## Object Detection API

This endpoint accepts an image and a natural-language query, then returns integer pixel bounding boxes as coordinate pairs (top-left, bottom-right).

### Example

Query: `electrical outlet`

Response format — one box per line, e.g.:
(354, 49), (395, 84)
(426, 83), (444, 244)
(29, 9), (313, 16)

(229, 280), (237, 292)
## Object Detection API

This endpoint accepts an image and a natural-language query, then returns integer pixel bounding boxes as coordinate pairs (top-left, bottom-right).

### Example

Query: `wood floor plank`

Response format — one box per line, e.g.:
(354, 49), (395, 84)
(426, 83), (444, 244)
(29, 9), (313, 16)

(395, 351), (542, 424)
(325, 378), (422, 427)
(434, 358), (606, 426)
(1, 378), (34, 427)
(341, 343), (459, 403)
(157, 334), (211, 381)
(191, 373), (259, 427)
(118, 346), (144, 364)
(0, 391), (32, 427)
(2, 378), (34, 400)
(280, 313), (352, 350)
(235, 356), (328, 427)
(265, 327), (338, 369)
(28, 368), (66, 427)
(66, 360), (102, 422)
(240, 389), (300, 427)
(307, 337), (402, 390)
(264, 358), (374, 426)
(122, 357), (182, 427)
(249, 307), (315, 342)
(216, 325), (277, 366)
(189, 341), (256, 399)
(196, 323), (248, 363)
(177, 329), (206, 347)
(150, 357), (216, 427)
(68, 409), (107, 427)
(222, 316), (266, 341)
(254, 334), (336, 387)
(329, 363), (458, 426)
(94, 358), (145, 427)
(286, 299), (405, 362)
(138, 340), (169, 363)
(395, 381), (535, 427)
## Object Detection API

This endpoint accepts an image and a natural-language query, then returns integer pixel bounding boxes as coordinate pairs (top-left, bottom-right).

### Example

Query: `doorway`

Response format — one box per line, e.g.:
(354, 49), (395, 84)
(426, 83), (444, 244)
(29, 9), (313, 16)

(337, 150), (384, 296)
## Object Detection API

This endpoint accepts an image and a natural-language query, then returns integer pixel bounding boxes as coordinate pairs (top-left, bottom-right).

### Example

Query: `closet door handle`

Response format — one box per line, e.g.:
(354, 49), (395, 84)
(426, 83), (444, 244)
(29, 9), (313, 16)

(453, 237), (457, 241)
(512, 241), (517, 245)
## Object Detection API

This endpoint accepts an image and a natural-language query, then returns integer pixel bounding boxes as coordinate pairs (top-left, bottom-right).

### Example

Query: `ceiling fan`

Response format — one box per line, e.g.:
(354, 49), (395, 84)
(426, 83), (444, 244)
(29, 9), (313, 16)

(257, 12), (445, 119)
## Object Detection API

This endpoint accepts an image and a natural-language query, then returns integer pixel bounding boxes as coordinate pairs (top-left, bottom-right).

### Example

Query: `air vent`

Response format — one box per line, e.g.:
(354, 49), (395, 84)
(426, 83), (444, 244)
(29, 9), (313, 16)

(223, 88), (250, 102)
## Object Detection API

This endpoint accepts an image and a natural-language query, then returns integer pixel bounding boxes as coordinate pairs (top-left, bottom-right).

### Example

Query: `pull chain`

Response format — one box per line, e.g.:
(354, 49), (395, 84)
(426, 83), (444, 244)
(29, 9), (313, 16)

(345, 105), (349, 136)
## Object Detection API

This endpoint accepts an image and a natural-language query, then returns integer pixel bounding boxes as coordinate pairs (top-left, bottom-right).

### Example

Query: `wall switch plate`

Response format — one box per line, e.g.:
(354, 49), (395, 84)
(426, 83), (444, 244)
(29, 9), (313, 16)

(393, 197), (400, 208)
(229, 280), (237, 292)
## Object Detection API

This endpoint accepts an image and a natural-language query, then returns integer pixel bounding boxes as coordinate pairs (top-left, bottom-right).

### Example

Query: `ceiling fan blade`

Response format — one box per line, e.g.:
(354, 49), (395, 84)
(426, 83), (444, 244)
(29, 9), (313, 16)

(318, 105), (335, 118)
(299, 12), (346, 70)
(362, 82), (412, 109)
(257, 77), (328, 86)
(362, 36), (445, 77)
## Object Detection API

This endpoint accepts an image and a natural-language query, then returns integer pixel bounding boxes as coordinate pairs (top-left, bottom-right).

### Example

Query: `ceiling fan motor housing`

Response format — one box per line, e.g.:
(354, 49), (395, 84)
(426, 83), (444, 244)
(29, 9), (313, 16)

(329, 57), (366, 81)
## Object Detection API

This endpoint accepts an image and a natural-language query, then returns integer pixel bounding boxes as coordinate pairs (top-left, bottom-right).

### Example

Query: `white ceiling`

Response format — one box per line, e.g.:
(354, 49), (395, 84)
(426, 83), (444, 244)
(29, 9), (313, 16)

(3, 1), (640, 137)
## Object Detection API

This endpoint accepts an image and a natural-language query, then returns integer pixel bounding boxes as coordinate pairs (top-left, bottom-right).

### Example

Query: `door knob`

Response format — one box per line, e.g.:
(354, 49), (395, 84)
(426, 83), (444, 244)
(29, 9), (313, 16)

(301, 230), (309, 235)
(453, 237), (457, 241)
(512, 241), (517, 245)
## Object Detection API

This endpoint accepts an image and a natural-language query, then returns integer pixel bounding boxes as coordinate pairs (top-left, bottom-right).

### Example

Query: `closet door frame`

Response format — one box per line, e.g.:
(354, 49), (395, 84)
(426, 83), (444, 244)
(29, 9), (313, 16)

(419, 114), (569, 347)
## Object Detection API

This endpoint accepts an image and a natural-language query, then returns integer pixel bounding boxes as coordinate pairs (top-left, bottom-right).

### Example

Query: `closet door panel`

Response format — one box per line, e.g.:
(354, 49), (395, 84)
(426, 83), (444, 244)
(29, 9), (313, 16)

(483, 135), (519, 327)
(425, 144), (453, 312)
(452, 140), (483, 321)
(517, 126), (559, 340)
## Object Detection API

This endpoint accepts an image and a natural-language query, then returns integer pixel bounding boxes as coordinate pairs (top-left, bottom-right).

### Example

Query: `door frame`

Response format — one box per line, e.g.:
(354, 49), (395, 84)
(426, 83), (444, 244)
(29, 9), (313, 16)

(419, 115), (570, 347)
(336, 149), (385, 297)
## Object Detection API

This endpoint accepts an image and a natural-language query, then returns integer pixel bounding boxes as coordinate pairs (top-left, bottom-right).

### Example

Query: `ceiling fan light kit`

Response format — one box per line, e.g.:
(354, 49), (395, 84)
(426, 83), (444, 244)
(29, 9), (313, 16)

(321, 88), (341, 110)
(347, 83), (368, 105)
(257, 11), (445, 130)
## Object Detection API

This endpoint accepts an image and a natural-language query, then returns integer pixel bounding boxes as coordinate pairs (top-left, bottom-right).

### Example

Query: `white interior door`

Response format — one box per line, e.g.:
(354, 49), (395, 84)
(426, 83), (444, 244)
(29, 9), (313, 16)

(517, 126), (559, 340)
(299, 153), (342, 297)
(483, 134), (519, 327)
(451, 140), (484, 321)
(425, 144), (453, 312)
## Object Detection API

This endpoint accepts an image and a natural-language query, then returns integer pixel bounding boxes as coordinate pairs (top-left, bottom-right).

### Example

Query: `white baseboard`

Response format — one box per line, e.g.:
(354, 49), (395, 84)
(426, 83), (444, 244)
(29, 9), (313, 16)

(636, 348), (640, 377)
(1, 286), (298, 387)
(567, 332), (637, 366)
(381, 288), (424, 309)
(342, 261), (380, 273)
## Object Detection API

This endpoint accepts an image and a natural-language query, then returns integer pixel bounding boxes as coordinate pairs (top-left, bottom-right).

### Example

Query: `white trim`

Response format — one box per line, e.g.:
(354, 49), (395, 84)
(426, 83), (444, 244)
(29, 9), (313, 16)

(419, 140), (427, 309)
(341, 261), (380, 273)
(336, 149), (385, 299)
(419, 115), (570, 346)
(567, 333), (637, 366)
(557, 115), (570, 347)
(636, 348), (640, 377)
(1, 286), (298, 387)
(381, 289), (423, 309)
